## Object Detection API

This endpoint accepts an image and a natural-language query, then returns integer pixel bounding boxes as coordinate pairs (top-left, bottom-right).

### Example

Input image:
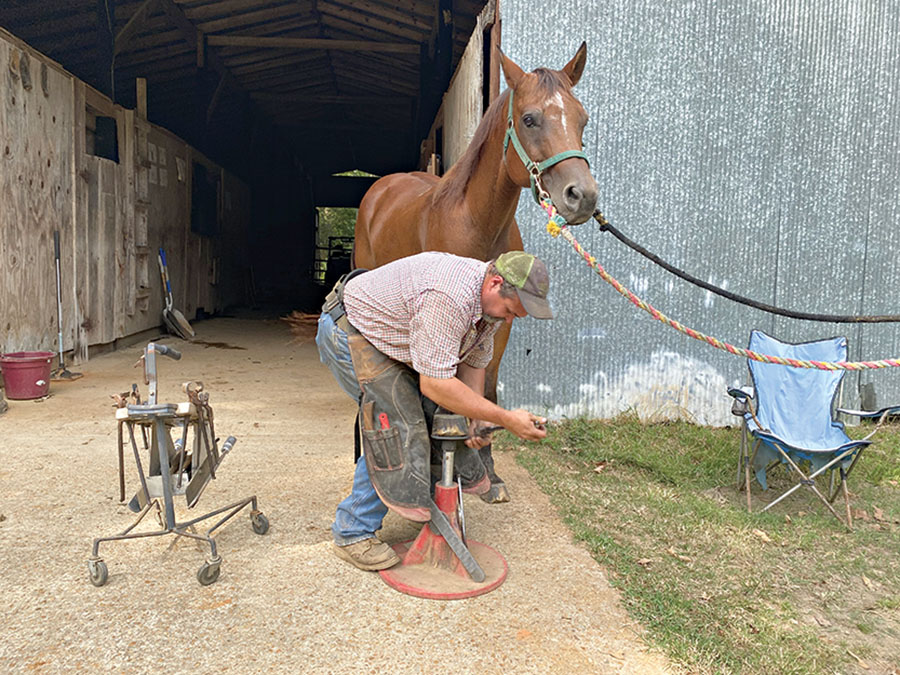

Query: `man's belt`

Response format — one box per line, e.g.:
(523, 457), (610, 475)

(323, 268), (368, 323)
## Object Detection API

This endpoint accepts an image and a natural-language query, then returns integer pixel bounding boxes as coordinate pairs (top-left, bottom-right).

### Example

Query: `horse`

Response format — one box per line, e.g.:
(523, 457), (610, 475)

(353, 43), (598, 502)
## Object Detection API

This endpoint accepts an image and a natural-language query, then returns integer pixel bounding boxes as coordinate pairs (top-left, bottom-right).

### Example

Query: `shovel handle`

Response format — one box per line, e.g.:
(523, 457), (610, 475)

(158, 249), (172, 295)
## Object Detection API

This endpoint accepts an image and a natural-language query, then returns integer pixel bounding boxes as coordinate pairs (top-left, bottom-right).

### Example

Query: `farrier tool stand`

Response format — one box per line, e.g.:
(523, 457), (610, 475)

(88, 342), (269, 587)
(379, 413), (508, 599)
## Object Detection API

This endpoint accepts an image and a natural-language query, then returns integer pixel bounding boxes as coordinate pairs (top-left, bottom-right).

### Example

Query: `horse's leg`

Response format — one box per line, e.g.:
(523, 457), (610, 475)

(479, 321), (513, 503)
(478, 225), (525, 504)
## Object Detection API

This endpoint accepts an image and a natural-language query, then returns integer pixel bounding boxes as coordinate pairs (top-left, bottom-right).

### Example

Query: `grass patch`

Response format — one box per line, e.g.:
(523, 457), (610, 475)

(500, 414), (900, 674)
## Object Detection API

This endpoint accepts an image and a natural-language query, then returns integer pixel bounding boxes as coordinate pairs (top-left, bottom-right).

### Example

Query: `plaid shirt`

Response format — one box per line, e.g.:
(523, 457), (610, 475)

(343, 252), (501, 379)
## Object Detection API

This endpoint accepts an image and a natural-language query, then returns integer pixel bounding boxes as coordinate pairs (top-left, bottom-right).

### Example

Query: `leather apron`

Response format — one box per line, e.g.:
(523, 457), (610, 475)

(324, 271), (490, 523)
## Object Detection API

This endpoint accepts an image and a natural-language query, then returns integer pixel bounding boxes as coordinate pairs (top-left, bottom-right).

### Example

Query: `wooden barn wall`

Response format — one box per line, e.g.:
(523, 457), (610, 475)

(442, 12), (485, 170)
(0, 33), (75, 356)
(0, 28), (250, 359)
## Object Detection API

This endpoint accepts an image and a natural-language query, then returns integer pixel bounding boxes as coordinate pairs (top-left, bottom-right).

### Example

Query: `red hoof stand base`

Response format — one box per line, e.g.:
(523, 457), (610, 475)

(379, 483), (507, 599)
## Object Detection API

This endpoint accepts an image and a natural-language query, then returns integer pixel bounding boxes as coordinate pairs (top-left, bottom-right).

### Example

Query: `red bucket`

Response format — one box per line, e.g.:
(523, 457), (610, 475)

(0, 351), (54, 400)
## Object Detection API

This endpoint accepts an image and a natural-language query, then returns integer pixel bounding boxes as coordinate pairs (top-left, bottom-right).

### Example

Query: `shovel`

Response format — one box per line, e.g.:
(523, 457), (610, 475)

(51, 230), (83, 380)
(157, 248), (195, 339)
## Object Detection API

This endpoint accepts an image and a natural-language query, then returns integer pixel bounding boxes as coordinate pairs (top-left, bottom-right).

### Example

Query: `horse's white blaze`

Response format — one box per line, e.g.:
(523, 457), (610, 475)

(545, 92), (567, 134)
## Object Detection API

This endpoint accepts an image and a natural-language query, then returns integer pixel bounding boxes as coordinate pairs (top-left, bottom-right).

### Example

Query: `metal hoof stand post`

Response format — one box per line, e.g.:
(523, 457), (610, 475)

(379, 414), (507, 600)
(88, 342), (268, 587)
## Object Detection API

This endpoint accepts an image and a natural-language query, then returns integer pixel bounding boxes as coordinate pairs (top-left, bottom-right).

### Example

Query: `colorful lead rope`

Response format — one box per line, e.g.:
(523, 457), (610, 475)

(538, 198), (900, 371)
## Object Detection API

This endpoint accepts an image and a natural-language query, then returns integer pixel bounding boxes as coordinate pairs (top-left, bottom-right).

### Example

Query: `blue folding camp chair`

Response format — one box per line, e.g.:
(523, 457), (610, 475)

(727, 330), (898, 529)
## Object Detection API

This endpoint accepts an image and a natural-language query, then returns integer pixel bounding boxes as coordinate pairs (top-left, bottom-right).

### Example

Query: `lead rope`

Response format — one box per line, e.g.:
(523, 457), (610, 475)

(537, 196), (900, 371)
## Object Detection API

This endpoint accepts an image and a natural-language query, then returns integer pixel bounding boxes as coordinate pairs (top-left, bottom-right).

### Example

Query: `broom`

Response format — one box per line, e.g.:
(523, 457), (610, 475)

(51, 230), (82, 381)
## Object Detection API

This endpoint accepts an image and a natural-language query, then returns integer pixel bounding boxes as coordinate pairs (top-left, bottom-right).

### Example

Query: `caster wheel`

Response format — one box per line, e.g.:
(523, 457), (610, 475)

(251, 511), (269, 535)
(88, 559), (108, 587)
(197, 559), (221, 586)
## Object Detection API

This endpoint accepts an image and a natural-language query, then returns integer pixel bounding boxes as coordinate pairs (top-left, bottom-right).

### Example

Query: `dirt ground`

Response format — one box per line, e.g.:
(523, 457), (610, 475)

(0, 317), (670, 674)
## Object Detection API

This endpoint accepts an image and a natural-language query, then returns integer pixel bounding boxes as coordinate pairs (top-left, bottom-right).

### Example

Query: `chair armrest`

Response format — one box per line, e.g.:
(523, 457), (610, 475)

(837, 405), (900, 441)
(727, 386), (754, 417)
(837, 405), (900, 419)
(727, 386), (754, 401)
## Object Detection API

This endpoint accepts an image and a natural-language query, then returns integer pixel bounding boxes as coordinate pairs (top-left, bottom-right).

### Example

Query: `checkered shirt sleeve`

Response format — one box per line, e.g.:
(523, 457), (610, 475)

(408, 292), (497, 378)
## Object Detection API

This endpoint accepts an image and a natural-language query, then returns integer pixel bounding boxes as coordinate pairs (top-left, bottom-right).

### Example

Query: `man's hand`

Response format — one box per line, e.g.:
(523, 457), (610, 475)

(465, 419), (494, 449)
(505, 409), (547, 441)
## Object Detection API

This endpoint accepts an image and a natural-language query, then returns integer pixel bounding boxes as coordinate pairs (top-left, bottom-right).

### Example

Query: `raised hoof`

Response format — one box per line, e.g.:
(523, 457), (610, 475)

(479, 482), (510, 504)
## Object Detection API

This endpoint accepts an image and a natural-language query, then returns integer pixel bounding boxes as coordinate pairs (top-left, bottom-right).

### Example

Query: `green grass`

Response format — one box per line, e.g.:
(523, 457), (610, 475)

(499, 414), (900, 674)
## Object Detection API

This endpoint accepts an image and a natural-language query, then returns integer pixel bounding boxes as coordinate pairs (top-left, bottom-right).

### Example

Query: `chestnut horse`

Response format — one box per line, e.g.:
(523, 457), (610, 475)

(353, 43), (598, 502)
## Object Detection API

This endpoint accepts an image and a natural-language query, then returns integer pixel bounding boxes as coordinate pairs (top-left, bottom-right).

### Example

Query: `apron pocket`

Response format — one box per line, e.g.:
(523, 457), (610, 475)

(362, 427), (403, 470)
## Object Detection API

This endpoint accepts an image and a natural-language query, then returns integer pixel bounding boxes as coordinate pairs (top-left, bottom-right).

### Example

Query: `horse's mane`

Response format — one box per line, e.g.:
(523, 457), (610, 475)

(433, 68), (573, 208)
(433, 89), (510, 208)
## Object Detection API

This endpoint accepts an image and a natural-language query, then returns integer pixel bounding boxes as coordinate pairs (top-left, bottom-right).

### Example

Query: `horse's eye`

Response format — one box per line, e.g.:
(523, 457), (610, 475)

(522, 114), (536, 128)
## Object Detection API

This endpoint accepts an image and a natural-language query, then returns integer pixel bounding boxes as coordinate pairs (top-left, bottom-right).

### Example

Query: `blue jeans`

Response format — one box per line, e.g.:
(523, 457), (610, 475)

(316, 312), (389, 545)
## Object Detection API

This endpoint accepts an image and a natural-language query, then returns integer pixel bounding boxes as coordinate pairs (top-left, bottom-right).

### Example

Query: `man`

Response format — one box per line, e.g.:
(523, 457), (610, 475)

(316, 250), (552, 571)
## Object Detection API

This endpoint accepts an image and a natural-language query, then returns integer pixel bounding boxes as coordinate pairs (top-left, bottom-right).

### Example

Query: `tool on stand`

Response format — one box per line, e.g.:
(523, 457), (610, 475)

(88, 341), (268, 587)
(379, 413), (508, 599)
(157, 248), (195, 339)
(51, 230), (82, 381)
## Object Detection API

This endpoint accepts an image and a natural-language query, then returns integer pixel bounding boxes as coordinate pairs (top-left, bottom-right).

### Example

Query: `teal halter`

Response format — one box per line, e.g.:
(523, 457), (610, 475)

(503, 89), (590, 204)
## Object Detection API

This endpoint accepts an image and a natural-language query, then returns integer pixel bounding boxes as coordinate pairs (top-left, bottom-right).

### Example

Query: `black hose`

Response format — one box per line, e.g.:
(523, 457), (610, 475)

(593, 211), (900, 324)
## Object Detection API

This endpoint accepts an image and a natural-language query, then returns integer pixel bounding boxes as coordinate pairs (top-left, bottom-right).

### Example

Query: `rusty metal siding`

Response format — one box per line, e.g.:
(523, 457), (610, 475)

(498, 0), (900, 425)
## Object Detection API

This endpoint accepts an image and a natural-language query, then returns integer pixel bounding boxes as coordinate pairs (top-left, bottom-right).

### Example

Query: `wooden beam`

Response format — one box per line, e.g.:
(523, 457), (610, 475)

(275, 120), (408, 132)
(206, 72), (226, 123)
(206, 35), (419, 54)
(136, 77), (147, 118)
(194, 4), (298, 33)
(196, 31), (205, 68)
(251, 93), (413, 105)
(95, 0), (115, 98)
(114, 0), (158, 55)
(320, 4), (425, 42)
(157, 0), (201, 57)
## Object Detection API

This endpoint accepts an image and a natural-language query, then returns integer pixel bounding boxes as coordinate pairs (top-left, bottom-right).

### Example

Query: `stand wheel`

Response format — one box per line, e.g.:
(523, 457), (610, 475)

(251, 511), (269, 535)
(88, 559), (108, 587)
(197, 559), (221, 586)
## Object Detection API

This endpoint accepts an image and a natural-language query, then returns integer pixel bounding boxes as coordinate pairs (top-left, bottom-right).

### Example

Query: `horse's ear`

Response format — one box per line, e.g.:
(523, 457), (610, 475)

(498, 47), (525, 90)
(561, 41), (588, 87)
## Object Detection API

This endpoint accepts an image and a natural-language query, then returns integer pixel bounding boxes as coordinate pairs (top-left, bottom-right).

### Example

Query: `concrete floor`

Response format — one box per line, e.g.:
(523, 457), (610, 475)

(0, 317), (670, 674)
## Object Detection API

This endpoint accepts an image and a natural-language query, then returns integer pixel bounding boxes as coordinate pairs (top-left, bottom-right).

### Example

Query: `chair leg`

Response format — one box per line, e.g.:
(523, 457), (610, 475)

(744, 450), (752, 513)
(763, 444), (850, 530)
(736, 425), (753, 512)
(841, 469), (853, 530)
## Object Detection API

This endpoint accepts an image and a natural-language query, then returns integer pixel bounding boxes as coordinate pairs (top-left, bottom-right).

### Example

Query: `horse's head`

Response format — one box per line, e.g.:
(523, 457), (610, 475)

(500, 43), (598, 225)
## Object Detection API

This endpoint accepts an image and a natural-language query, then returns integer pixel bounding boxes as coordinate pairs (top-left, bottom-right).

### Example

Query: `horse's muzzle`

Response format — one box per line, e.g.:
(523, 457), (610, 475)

(557, 177), (598, 225)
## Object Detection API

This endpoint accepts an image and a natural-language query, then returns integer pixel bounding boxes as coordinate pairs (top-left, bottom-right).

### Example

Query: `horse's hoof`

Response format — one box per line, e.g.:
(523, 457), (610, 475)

(479, 482), (510, 504)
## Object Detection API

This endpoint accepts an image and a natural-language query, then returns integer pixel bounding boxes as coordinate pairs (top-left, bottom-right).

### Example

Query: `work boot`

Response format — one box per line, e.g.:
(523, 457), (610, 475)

(333, 538), (400, 571)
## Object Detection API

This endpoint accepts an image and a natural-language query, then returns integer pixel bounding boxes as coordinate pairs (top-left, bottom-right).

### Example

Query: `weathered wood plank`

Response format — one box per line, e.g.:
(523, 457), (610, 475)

(0, 35), (75, 354)
(206, 35), (420, 54)
(72, 79), (89, 361)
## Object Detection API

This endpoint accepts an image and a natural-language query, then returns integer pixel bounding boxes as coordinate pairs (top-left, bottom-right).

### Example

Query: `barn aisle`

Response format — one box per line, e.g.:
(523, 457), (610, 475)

(0, 317), (668, 673)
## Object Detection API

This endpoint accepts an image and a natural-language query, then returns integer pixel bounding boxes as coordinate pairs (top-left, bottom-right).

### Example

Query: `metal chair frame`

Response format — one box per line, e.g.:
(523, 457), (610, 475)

(728, 331), (897, 530)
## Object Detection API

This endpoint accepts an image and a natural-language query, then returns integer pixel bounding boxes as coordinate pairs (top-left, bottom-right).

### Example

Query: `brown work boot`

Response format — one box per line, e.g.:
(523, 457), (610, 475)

(333, 538), (400, 571)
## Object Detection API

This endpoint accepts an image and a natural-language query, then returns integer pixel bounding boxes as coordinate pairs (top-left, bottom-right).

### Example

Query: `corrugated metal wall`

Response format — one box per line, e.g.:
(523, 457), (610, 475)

(499, 0), (900, 425)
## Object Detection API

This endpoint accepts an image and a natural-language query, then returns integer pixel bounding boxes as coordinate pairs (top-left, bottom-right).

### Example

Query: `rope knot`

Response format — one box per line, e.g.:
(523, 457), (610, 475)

(540, 198), (566, 238)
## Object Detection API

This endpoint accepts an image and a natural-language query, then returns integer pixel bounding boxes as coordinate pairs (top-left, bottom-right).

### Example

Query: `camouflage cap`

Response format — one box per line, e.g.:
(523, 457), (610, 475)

(495, 251), (553, 319)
